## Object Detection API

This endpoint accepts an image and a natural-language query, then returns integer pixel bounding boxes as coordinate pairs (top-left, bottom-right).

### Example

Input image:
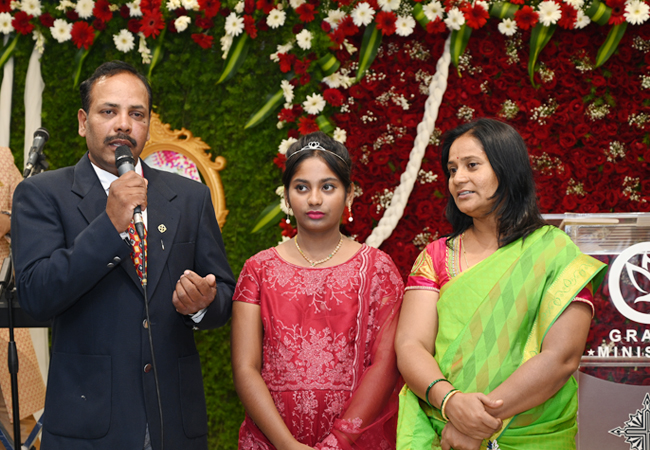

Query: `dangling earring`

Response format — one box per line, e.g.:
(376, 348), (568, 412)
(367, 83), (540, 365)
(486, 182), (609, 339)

(286, 206), (292, 224)
(347, 204), (353, 222)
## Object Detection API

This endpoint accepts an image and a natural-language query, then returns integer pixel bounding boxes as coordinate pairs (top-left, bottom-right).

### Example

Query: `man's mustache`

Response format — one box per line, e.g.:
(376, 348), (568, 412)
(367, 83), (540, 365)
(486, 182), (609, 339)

(104, 134), (137, 147)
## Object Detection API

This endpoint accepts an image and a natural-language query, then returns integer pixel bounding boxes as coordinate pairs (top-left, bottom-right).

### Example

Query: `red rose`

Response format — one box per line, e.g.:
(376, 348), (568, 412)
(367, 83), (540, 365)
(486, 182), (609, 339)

(375, 11), (396, 36)
(514, 5), (538, 30)
(298, 116), (320, 135)
(277, 53), (296, 73)
(199, 0), (221, 18)
(39, 12), (55, 28)
(323, 88), (345, 107)
(296, 3), (316, 22)
(12, 12), (34, 35)
(66, 10), (79, 20)
(426, 18), (446, 33)
(321, 20), (332, 32)
(287, 129), (299, 139)
(195, 16), (214, 29)
(140, 11), (165, 38)
(0, 0), (10, 13)
(559, 132), (577, 149)
(93, 18), (106, 30)
(93, 0), (113, 22)
(292, 23), (304, 34)
(71, 21), (95, 49)
(244, 14), (257, 38)
(120, 4), (130, 18)
(462, 3), (489, 29)
(244, 0), (254, 14)
(191, 33), (214, 49)
(128, 18), (142, 33)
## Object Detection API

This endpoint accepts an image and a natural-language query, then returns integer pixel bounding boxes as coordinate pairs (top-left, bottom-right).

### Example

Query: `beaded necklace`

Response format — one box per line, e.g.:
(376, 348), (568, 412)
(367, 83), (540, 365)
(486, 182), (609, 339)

(295, 233), (343, 267)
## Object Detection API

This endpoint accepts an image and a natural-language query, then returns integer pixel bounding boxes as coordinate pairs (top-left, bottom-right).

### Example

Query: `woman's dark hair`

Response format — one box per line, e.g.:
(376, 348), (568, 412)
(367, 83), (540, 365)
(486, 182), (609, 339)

(440, 118), (545, 247)
(282, 131), (352, 194)
(80, 60), (153, 113)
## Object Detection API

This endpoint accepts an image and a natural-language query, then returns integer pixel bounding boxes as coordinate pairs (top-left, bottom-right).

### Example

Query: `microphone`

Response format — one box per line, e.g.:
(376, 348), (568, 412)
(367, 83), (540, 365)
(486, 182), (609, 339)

(23, 127), (49, 178)
(114, 145), (145, 240)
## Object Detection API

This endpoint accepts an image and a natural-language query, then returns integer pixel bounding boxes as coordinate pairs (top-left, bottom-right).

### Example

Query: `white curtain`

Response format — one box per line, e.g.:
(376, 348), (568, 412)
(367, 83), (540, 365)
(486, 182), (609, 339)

(0, 35), (14, 148)
(23, 43), (45, 163)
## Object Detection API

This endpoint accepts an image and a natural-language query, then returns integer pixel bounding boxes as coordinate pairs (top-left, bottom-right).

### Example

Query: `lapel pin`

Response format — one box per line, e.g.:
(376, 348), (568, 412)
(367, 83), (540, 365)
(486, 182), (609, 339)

(158, 224), (167, 233)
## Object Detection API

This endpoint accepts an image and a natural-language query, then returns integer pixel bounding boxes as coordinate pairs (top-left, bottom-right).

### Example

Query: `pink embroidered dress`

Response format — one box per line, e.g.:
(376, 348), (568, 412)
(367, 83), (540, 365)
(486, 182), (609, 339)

(234, 245), (404, 450)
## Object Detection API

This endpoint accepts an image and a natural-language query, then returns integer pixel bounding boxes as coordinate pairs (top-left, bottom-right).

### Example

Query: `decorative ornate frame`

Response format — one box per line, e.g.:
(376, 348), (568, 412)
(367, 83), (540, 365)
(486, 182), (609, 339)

(141, 112), (228, 229)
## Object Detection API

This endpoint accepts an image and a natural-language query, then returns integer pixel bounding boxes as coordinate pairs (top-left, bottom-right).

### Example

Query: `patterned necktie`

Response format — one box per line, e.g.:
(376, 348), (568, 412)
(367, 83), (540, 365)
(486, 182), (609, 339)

(128, 219), (147, 284)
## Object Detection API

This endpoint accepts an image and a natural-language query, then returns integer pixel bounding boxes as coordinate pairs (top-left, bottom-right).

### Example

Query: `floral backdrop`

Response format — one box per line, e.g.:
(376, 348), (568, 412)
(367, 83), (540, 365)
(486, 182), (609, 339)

(2, 0), (650, 439)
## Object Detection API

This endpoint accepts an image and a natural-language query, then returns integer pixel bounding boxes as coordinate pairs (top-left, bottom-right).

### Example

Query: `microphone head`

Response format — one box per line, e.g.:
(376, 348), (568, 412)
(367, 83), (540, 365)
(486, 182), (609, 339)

(33, 127), (49, 142)
(115, 145), (135, 176)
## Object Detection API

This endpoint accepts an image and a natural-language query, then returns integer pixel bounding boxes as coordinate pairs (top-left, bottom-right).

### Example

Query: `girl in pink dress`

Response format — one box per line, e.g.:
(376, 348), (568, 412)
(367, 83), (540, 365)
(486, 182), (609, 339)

(232, 132), (404, 450)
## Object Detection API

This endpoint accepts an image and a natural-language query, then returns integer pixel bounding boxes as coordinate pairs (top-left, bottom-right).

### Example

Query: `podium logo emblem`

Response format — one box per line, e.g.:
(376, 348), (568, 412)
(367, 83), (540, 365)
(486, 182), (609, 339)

(609, 393), (650, 450)
(609, 242), (650, 324)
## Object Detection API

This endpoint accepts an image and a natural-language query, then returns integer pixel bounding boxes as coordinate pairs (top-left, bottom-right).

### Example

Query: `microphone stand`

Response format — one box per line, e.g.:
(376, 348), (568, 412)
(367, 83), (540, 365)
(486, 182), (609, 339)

(22, 151), (48, 180)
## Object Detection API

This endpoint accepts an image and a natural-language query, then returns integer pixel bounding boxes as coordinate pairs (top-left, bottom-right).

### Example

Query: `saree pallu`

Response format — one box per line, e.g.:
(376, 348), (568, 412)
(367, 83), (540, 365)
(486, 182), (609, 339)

(397, 227), (606, 450)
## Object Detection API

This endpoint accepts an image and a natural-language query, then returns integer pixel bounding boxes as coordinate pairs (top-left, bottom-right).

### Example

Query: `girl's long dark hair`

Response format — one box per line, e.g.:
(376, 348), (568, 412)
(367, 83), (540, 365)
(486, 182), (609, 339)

(441, 118), (546, 247)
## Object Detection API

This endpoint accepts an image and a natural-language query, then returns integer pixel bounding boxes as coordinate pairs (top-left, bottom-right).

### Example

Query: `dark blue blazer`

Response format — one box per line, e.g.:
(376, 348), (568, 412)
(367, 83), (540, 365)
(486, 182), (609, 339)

(11, 154), (235, 449)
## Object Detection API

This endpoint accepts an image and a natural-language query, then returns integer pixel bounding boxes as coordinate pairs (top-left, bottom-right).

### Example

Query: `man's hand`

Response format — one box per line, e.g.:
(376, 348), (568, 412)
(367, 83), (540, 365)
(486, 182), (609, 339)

(173, 270), (217, 315)
(106, 171), (147, 233)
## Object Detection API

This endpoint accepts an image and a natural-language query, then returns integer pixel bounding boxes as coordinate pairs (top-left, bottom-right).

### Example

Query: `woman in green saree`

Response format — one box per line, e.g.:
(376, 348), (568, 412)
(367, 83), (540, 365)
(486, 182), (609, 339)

(394, 118), (606, 450)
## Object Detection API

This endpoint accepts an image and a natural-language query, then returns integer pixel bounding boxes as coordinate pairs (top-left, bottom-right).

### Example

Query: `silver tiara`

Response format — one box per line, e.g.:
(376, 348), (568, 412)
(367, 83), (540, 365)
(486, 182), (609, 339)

(286, 141), (348, 165)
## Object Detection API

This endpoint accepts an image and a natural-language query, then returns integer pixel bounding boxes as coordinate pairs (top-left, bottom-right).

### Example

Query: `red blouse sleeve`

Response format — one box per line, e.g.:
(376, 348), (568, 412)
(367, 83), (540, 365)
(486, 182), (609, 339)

(233, 259), (261, 305)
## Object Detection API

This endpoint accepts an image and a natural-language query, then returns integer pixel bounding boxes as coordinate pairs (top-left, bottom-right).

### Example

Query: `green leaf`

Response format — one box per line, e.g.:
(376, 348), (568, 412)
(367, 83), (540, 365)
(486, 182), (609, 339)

(585, 0), (611, 26)
(596, 22), (628, 68)
(316, 115), (335, 133)
(245, 88), (284, 129)
(450, 24), (472, 68)
(528, 23), (556, 86)
(489, 2), (519, 19)
(147, 27), (167, 82)
(0, 34), (19, 70)
(251, 202), (284, 233)
(217, 33), (250, 84)
(356, 23), (382, 83)
(412, 4), (430, 28)
(317, 53), (340, 77)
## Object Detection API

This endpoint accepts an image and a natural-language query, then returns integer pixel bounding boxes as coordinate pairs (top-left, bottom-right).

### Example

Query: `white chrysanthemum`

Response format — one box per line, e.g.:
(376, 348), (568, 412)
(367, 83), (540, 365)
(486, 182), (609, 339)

(278, 138), (297, 155)
(33, 29), (45, 55)
(289, 0), (306, 9)
(296, 29), (313, 50)
(267, 8), (286, 28)
(181, 0), (199, 10)
(323, 71), (353, 89)
(325, 9), (346, 28)
(50, 18), (72, 41)
(537, 1), (562, 26)
(57, 0), (75, 11)
(423, 0), (443, 21)
(378, 0), (400, 11)
(395, 14), (415, 36)
(75, 0), (95, 19)
(475, 0), (489, 11)
(220, 34), (233, 58)
(563, 0), (584, 8)
(333, 128), (347, 144)
(113, 29), (135, 52)
(174, 16), (191, 32)
(234, 1), (244, 13)
(497, 17), (518, 35)
(625, 0), (650, 24)
(575, 9), (590, 28)
(343, 39), (357, 54)
(444, 7), (465, 30)
(303, 93), (326, 115)
(281, 80), (294, 103)
(21, 0), (42, 17)
(128, 0), (142, 17)
(167, 0), (181, 10)
(270, 42), (293, 62)
(225, 13), (244, 36)
(351, 2), (375, 26)
(0, 13), (14, 34)
(138, 32), (151, 64)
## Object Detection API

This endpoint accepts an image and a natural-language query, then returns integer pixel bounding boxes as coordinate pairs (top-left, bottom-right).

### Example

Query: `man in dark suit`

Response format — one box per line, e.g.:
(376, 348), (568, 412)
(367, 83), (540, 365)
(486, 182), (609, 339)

(11, 61), (235, 449)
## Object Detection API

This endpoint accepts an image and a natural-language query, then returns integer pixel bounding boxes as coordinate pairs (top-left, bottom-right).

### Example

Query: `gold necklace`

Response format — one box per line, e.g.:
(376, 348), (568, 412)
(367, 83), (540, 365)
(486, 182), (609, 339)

(461, 232), (470, 270)
(295, 233), (344, 267)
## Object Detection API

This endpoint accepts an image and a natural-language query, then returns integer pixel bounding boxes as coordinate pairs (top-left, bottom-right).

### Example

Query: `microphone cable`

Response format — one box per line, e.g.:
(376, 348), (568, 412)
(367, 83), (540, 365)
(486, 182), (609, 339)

(139, 218), (164, 450)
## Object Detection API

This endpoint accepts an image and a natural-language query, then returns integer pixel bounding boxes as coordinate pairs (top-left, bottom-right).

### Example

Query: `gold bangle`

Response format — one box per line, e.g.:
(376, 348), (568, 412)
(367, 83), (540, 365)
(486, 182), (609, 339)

(441, 389), (461, 421)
